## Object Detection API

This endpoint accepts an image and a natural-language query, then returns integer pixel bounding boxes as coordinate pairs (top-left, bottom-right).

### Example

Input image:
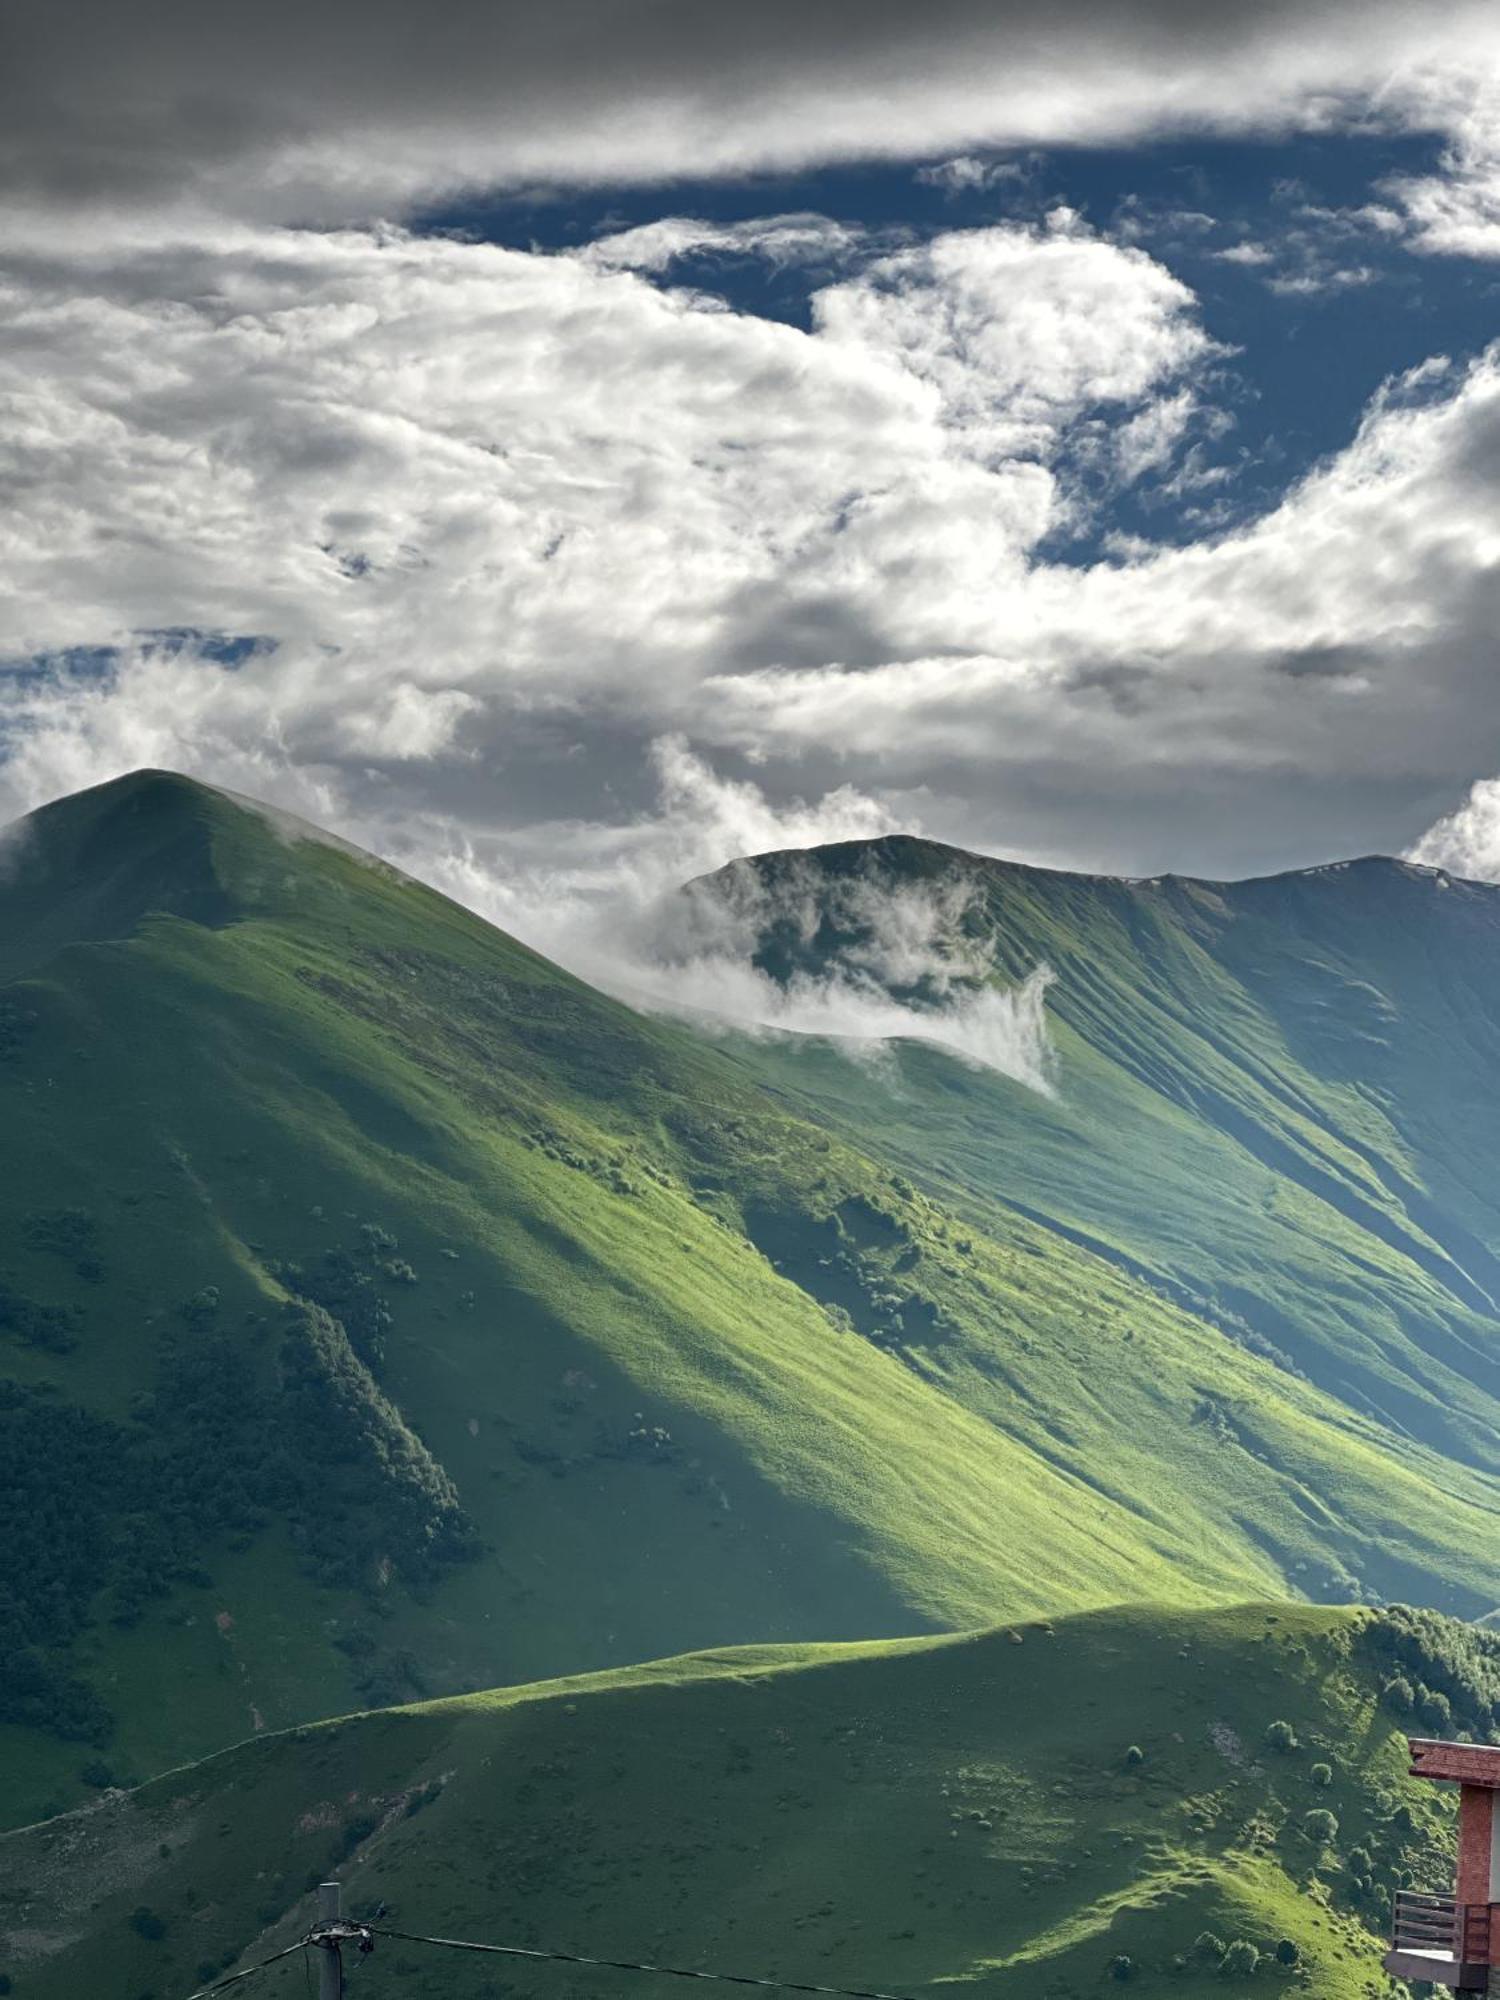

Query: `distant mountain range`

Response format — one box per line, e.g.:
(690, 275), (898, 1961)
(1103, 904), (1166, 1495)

(4, 770), (1500, 1843)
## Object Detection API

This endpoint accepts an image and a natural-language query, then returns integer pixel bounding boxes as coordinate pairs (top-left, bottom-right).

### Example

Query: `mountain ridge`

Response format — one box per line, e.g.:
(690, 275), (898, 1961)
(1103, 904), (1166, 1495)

(11, 769), (1492, 922)
(692, 825), (1494, 899)
(5, 770), (1500, 1831)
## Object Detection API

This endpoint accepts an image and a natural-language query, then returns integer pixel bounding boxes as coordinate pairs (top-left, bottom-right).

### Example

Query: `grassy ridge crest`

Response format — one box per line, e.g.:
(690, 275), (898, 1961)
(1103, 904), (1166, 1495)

(0, 1602), (1465, 2000)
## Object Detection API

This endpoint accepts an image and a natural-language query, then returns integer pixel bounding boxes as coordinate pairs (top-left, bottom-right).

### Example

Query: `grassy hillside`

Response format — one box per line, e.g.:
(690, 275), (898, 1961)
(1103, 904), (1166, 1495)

(0, 1602), (1474, 2000)
(6, 775), (1500, 1827)
(713, 836), (1500, 1435)
(706, 836), (1500, 1484)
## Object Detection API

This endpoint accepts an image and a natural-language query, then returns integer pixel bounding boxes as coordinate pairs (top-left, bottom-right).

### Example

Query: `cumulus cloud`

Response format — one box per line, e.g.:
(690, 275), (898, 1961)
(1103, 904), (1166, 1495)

(0, 209), (1213, 782)
(6, 201), (1500, 891)
(1408, 778), (1500, 881)
(811, 213), (1214, 463)
(5, 2), (1500, 1068)
(694, 347), (1500, 864)
(0, 1), (1497, 225)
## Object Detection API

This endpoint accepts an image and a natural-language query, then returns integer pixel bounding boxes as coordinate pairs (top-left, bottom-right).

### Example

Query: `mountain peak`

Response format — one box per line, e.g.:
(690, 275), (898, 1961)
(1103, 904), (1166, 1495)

(24, 765), (234, 824)
(0, 768), (269, 981)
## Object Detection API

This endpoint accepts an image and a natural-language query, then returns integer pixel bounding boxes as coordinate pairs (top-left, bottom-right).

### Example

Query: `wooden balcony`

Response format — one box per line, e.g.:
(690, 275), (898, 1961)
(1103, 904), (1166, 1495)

(1384, 1892), (1491, 1990)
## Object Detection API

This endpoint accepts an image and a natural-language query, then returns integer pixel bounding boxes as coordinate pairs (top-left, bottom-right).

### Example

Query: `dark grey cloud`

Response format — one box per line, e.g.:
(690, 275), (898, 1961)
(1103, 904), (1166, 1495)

(1275, 644), (1369, 681)
(0, 0), (1491, 218)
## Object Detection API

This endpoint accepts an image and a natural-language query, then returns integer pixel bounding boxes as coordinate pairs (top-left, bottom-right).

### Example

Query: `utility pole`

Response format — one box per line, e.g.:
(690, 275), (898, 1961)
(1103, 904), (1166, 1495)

(317, 1881), (343, 1999)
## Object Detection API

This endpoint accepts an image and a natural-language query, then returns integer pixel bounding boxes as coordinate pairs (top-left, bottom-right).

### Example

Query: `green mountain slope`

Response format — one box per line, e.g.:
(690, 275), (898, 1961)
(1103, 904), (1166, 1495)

(701, 835), (1500, 1489)
(6, 775), (1500, 1827)
(0, 1603), (1474, 2000)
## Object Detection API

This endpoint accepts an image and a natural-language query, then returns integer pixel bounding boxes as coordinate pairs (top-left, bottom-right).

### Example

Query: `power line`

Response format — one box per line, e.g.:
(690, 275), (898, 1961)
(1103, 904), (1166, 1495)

(177, 1911), (920, 2000)
(365, 1924), (917, 2000)
(181, 1939), (309, 2000)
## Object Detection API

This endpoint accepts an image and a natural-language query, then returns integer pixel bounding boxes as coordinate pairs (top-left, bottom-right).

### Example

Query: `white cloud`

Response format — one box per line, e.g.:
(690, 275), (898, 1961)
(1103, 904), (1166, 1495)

(580, 214), (863, 275)
(1112, 388), (1200, 484)
(651, 839), (1058, 1089)
(915, 156), (1034, 194)
(7, 2), (1500, 1063)
(0, 210), (1213, 786)
(286, 732), (1058, 1090)
(693, 347), (1500, 840)
(1265, 262), (1375, 295)
(5, 196), (1500, 920)
(1385, 77), (1500, 258)
(1409, 778), (1500, 881)
(811, 212), (1213, 463)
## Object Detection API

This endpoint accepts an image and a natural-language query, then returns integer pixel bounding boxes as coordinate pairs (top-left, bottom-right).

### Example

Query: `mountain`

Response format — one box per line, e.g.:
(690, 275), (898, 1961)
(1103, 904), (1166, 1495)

(696, 832), (1500, 1498)
(700, 834), (1500, 1434)
(5, 774), (1500, 1829)
(0, 1602), (1479, 2000)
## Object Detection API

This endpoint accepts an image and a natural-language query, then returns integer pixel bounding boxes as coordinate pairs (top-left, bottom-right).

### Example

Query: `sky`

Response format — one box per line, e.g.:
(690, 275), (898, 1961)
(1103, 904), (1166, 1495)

(5, 0), (1500, 981)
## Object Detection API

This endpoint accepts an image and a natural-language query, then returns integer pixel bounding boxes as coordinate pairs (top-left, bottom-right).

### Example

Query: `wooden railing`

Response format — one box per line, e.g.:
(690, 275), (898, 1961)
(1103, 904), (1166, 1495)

(1386, 1889), (1497, 1988)
(1392, 1890), (1461, 1957)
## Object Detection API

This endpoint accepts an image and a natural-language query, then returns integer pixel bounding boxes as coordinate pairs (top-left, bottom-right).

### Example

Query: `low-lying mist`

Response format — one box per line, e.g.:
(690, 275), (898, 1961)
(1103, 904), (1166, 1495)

(395, 740), (1059, 1094)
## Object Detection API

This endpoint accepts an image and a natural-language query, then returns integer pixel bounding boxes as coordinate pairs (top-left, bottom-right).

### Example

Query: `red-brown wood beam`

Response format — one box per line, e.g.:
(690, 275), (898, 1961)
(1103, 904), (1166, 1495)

(1411, 1741), (1500, 1790)
(1457, 1790), (1494, 1908)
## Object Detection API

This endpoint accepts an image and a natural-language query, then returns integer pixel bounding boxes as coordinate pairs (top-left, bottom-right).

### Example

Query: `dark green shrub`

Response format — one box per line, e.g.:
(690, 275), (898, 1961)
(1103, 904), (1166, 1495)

(24, 1207), (103, 1272)
(1419, 1689), (1454, 1732)
(1264, 1720), (1298, 1752)
(1221, 1941), (1259, 1977)
(1125, 1744), (1145, 1767)
(1274, 1940), (1299, 1966)
(337, 1812), (379, 1859)
(274, 1246), (394, 1374)
(1363, 1608), (1500, 1742)
(1110, 1956), (1135, 1981)
(1310, 1762), (1332, 1787)
(179, 1287), (221, 1330)
(1303, 1809), (1339, 1844)
(129, 1907), (167, 1941)
(1194, 1933), (1226, 1962)
(1382, 1676), (1415, 1714)
(0, 1280), (81, 1353)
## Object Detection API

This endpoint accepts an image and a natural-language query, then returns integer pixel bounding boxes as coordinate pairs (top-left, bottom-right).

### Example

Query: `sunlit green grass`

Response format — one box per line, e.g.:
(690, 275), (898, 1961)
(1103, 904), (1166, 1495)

(5, 775), (1500, 1830)
(0, 1602), (1450, 2000)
